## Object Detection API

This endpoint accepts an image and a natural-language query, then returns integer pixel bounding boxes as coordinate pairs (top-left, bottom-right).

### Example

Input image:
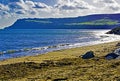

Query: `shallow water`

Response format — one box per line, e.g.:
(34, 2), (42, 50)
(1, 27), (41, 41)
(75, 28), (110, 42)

(0, 29), (120, 60)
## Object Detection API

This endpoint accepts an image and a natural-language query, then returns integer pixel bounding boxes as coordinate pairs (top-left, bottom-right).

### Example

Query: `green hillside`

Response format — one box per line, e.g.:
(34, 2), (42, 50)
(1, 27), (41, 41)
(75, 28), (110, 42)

(25, 20), (52, 24)
(66, 18), (119, 25)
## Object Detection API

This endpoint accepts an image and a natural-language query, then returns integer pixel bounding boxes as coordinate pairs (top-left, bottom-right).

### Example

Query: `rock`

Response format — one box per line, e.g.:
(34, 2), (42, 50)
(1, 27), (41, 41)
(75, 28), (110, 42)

(106, 27), (120, 35)
(114, 48), (120, 55)
(81, 51), (95, 59)
(116, 56), (120, 59)
(105, 48), (120, 60)
(116, 43), (120, 47)
(105, 53), (119, 60)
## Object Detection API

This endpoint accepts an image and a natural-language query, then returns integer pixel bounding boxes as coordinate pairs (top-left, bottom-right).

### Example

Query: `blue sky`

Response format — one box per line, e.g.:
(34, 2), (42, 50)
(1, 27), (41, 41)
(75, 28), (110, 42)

(0, 0), (120, 29)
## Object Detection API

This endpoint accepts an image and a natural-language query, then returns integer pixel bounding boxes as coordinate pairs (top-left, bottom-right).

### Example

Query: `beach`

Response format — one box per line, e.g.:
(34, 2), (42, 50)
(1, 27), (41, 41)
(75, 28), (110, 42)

(0, 41), (120, 81)
(1, 3), (120, 80)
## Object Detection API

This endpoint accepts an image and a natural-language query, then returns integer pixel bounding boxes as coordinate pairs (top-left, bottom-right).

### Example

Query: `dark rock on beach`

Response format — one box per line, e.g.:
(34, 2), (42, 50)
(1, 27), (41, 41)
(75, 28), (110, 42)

(105, 48), (120, 60)
(116, 43), (120, 47)
(81, 51), (95, 59)
(107, 27), (120, 35)
(105, 53), (119, 60)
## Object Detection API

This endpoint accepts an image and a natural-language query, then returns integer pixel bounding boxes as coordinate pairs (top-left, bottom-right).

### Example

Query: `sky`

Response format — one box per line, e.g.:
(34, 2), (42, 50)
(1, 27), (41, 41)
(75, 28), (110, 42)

(0, 0), (120, 29)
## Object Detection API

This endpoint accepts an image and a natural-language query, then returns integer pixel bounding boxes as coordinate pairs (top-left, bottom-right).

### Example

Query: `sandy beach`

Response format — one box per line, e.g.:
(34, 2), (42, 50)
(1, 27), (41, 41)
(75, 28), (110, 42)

(1, 3), (120, 80)
(0, 41), (120, 81)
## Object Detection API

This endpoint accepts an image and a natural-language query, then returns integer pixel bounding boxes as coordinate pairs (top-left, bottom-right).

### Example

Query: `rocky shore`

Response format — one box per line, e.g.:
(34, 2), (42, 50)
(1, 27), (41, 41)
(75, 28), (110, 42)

(107, 27), (120, 35)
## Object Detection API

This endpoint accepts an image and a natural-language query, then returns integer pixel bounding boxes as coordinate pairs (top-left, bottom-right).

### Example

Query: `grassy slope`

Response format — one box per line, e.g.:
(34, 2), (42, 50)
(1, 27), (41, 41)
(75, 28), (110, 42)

(25, 20), (52, 24)
(66, 19), (119, 25)
(0, 41), (120, 81)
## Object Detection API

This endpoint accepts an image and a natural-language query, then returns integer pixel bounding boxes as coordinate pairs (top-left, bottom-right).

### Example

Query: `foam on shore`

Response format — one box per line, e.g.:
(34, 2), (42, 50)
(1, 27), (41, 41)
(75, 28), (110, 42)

(0, 30), (120, 60)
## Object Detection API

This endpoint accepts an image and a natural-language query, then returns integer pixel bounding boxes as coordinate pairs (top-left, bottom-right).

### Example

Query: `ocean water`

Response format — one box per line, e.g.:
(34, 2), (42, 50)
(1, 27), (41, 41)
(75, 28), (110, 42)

(0, 29), (120, 60)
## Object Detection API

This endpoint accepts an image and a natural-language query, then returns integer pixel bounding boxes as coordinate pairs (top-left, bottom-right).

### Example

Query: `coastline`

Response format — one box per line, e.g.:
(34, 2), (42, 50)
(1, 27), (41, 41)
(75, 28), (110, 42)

(0, 29), (120, 60)
(0, 41), (120, 81)
(0, 41), (119, 65)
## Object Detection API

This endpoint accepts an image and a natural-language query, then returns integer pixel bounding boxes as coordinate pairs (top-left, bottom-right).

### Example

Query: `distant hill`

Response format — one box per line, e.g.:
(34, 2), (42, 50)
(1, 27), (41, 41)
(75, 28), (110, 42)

(5, 13), (120, 29)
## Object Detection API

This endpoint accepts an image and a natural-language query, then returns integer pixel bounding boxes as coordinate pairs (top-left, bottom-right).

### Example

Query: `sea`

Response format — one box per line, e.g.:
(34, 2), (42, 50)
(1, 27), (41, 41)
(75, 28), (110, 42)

(0, 29), (120, 60)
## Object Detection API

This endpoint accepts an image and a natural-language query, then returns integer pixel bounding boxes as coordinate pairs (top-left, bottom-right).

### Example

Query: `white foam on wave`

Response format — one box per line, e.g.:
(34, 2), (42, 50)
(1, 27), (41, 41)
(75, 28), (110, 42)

(69, 30), (120, 48)
(10, 30), (120, 54)
(2, 30), (120, 55)
(1, 30), (120, 60)
(31, 30), (120, 52)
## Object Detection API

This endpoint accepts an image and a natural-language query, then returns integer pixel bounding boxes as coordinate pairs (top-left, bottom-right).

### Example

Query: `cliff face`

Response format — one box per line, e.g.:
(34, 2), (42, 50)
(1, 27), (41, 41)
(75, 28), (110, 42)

(5, 13), (120, 29)
(107, 27), (120, 35)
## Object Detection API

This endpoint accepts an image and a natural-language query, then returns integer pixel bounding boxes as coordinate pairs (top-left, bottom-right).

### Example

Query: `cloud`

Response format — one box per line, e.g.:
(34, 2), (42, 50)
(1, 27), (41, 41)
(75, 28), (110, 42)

(0, 0), (120, 28)
(55, 0), (94, 10)
(1, 0), (52, 17)
(33, 2), (49, 8)
(0, 0), (119, 19)
(52, 0), (96, 17)
(0, 0), (95, 18)
(94, 0), (120, 12)
(0, 3), (9, 11)
(15, 10), (26, 14)
(0, 0), (54, 28)
(94, 0), (115, 3)
(0, 3), (11, 19)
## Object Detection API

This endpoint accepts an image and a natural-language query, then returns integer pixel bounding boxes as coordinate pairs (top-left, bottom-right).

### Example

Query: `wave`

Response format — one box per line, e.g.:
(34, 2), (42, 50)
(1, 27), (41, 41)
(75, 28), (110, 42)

(0, 43), (71, 55)
(0, 34), (119, 55)
(0, 30), (120, 60)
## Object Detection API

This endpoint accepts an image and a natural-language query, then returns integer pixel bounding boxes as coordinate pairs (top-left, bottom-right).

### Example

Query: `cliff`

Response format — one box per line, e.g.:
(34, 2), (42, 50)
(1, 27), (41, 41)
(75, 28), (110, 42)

(5, 13), (120, 29)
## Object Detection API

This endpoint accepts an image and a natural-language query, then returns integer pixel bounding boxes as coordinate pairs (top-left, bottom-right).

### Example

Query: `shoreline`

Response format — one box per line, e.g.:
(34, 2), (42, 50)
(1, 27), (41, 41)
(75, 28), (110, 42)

(0, 41), (120, 81)
(0, 41), (119, 65)
(0, 31), (120, 60)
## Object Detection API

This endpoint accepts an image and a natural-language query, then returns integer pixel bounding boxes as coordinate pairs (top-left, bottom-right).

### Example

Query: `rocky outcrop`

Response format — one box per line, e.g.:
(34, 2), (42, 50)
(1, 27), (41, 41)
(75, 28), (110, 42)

(105, 48), (120, 60)
(105, 53), (119, 60)
(81, 51), (95, 59)
(116, 42), (120, 47)
(107, 27), (120, 35)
